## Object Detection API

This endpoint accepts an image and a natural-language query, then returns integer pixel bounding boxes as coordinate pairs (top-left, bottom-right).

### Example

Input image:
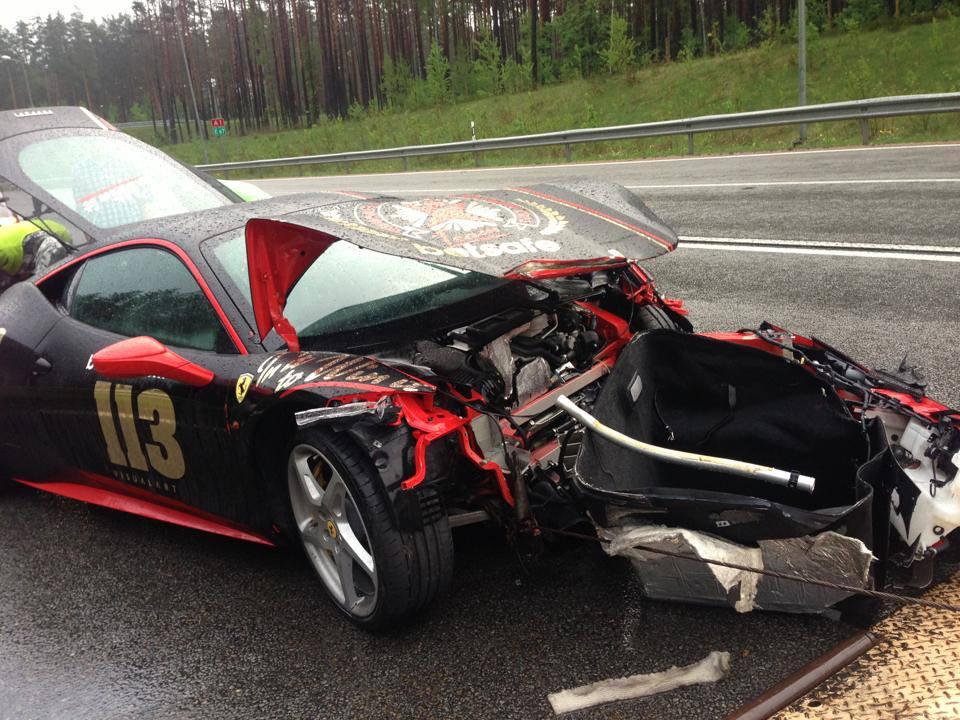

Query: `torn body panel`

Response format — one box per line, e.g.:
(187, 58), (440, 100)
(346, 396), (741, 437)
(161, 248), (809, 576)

(561, 326), (959, 611)
(602, 524), (872, 615)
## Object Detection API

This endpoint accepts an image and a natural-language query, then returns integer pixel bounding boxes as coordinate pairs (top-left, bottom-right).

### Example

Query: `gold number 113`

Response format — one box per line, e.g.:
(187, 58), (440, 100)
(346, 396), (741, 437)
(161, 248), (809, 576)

(94, 381), (186, 480)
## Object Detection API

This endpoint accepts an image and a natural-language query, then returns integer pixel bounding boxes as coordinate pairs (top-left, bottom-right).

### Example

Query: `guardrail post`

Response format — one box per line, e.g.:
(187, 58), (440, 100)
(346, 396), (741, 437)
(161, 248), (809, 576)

(402, 156), (409, 172)
(860, 118), (871, 145)
(474, 151), (482, 167)
(564, 143), (572, 162)
(687, 132), (695, 155)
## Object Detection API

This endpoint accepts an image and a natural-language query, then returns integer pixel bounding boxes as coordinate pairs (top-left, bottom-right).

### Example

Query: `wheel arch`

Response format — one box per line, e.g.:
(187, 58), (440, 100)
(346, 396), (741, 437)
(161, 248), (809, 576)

(248, 399), (312, 541)
(247, 389), (419, 540)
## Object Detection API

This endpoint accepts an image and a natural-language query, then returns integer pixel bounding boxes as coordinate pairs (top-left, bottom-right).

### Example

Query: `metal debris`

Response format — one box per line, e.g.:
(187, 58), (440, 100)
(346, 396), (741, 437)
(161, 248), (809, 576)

(602, 524), (873, 615)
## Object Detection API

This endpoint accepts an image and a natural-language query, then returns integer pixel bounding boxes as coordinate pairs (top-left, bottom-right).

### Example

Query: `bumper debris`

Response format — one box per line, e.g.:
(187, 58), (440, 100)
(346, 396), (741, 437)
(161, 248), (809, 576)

(603, 524), (872, 615)
(547, 650), (731, 714)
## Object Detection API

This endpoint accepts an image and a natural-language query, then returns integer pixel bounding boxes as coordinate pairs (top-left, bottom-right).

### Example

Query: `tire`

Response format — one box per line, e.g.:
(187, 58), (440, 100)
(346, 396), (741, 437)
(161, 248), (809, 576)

(633, 303), (681, 332)
(285, 426), (454, 629)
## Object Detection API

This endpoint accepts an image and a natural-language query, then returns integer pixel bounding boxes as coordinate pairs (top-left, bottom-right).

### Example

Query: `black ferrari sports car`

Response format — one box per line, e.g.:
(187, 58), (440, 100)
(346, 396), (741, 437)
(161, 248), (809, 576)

(1, 108), (958, 627)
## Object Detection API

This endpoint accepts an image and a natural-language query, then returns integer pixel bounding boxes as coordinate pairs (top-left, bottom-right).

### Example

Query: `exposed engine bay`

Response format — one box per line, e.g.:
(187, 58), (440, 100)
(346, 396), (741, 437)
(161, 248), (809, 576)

(295, 260), (959, 618)
(384, 273), (641, 479)
(410, 302), (605, 411)
(359, 272), (650, 546)
(375, 300), (960, 615)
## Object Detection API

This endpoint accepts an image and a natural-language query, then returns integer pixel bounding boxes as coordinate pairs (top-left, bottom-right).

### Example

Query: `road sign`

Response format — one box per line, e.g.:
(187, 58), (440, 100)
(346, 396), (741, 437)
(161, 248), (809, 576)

(213, 126), (227, 137)
(211, 117), (225, 128)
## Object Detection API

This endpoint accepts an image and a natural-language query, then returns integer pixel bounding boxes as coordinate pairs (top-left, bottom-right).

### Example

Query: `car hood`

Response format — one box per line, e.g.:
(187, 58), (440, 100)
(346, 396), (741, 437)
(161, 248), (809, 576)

(244, 180), (679, 351)
(248, 180), (678, 278)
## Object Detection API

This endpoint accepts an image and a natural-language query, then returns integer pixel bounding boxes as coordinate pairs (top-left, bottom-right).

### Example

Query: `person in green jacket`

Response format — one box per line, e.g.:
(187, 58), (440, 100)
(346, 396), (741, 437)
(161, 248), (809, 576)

(0, 216), (70, 293)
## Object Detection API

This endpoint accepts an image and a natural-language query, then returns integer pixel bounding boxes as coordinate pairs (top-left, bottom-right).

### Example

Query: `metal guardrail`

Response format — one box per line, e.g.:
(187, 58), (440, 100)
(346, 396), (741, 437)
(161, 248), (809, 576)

(183, 93), (960, 173)
(116, 120), (158, 128)
(118, 119), (201, 129)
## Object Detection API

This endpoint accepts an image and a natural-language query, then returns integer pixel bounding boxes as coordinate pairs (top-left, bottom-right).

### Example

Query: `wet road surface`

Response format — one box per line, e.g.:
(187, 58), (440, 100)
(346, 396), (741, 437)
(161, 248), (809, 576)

(2, 143), (959, 719)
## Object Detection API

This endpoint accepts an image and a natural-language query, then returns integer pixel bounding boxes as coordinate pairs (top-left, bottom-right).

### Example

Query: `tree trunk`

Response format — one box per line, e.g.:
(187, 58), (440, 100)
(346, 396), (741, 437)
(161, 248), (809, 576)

(529, 0), (538, 85)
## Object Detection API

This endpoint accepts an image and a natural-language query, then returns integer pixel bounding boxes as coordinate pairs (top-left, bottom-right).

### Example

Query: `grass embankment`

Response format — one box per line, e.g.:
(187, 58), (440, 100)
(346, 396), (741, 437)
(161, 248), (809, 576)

(132, 16), (960, 177)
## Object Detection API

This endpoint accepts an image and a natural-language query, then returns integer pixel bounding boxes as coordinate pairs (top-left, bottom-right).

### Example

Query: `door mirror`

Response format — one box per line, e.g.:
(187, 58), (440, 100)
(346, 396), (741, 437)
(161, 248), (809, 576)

(93, 336), (214, 387)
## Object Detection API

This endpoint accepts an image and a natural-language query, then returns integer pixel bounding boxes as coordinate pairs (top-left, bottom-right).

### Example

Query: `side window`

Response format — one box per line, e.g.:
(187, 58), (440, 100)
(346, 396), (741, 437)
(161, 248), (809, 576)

(69, 247), (234, 353)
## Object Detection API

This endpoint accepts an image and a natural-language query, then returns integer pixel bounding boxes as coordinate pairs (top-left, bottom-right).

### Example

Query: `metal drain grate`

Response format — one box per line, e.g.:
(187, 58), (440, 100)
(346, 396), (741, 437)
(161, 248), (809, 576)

(775, 572), (960, 720)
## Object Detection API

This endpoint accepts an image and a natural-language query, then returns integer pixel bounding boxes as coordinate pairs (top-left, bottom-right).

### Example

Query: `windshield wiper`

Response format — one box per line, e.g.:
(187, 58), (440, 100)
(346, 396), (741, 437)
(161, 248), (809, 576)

(24, 203), (77, 253)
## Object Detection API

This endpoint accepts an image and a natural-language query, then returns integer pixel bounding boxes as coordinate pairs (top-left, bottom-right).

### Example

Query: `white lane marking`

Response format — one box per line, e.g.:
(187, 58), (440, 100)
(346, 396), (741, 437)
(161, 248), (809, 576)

(679, 240), (960, 263)
(627, 178), (960, 189)
(249, 142), (960, 181)
(257, 177), (960, 194)
(681, 236), (960, 253)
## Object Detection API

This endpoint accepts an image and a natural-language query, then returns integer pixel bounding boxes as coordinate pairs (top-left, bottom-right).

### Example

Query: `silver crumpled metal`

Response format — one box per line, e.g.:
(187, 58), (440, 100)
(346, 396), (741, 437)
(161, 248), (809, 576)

(601, 522), (873, 616)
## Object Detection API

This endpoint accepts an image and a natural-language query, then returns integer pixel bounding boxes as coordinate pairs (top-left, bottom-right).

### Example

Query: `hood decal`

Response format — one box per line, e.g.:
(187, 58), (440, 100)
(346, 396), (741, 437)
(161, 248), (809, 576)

(244, 181), (679, 349)
(249, 180), (678, 278)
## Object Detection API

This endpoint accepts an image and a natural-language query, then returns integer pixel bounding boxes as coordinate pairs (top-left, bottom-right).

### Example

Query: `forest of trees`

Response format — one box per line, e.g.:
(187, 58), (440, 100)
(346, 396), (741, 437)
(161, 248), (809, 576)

(0, 0), (954, 140)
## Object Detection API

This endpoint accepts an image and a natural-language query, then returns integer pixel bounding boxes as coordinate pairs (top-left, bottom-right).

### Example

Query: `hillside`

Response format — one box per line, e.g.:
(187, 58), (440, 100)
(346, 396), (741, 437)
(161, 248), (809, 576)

(135, 17), (960, 177)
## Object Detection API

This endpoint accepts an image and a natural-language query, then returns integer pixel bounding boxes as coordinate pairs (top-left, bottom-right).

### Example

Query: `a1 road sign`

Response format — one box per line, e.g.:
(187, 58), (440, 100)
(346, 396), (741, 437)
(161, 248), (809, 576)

(211, 117), (225, 128)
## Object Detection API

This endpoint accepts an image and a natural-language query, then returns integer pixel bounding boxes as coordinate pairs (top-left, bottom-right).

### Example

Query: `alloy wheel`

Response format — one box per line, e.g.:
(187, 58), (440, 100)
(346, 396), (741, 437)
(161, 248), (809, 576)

(287, 444), (378, 617)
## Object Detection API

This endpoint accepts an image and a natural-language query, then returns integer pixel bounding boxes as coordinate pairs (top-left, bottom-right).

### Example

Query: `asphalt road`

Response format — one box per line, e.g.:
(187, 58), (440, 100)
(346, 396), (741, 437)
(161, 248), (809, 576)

(2, 143), (959, 720)
(254, 142), (960, 246)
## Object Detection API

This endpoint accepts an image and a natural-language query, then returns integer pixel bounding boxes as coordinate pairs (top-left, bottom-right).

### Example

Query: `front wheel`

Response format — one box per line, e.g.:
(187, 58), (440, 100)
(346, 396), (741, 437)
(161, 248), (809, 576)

(285, 427), (454, 629)
(633, 303), (682, 332)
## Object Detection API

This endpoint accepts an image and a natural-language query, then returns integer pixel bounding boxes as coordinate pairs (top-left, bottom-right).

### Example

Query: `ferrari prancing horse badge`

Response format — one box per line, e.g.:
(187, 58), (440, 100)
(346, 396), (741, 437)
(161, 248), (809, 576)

(236, 373), (254, 403)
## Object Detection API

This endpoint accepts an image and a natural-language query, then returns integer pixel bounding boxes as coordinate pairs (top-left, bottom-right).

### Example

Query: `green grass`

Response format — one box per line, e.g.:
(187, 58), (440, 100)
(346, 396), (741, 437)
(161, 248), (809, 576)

(132, 17), (960, 178)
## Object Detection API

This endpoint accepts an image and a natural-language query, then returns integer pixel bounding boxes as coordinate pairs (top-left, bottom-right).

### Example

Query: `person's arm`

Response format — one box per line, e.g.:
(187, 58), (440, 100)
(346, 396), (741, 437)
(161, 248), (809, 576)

(0, 220), (73, 277)
(0, 222), (37, 275)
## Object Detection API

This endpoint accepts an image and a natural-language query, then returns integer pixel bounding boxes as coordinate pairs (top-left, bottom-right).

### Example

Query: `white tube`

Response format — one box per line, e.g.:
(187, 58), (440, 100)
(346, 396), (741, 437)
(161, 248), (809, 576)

(556, 395), (816, 493)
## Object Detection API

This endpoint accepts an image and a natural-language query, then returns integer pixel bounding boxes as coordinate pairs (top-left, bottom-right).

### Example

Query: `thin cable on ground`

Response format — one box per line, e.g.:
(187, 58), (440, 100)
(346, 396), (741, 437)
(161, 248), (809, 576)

(540, 526), (960, 614)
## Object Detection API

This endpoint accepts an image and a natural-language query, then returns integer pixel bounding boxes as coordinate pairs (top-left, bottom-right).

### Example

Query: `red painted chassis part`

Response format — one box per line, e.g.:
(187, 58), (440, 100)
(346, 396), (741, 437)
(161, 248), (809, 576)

(15, 471), (274, 546)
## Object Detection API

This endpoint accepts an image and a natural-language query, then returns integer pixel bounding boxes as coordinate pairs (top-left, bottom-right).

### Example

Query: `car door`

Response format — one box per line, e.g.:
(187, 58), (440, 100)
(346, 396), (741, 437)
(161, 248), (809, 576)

(0, 281), (67, 479)
(31, 243), (264, 524)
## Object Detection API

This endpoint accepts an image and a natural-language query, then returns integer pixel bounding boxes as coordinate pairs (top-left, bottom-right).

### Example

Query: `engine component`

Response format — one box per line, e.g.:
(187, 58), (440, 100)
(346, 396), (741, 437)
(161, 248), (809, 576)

(412, 340), (503, 400)
(515, 357), (553, 406)
(509, 306), (603, 371)
(449, 308), (537, 347)
(409, 304), (607, 410)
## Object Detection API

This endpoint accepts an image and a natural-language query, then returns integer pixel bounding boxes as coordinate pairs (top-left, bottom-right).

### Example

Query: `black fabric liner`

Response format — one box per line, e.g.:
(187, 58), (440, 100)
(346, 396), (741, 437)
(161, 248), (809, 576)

(577, 330), (883, 545)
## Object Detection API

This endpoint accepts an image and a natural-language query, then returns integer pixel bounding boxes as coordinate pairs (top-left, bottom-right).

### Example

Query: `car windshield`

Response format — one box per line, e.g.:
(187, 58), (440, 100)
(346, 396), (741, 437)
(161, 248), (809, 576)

(206, 232), (516, 341)
(15, 133), (230, 229)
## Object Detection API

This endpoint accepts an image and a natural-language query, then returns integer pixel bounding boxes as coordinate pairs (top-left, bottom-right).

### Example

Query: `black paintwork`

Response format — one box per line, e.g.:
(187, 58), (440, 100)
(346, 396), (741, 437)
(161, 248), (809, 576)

(0, 107), (105, 140)
(0, 192), (445, 539)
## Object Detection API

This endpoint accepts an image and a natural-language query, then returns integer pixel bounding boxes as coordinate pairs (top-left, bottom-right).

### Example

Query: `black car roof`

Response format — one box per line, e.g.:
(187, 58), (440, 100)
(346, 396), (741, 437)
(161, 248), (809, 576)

(0, 106), (109, 141)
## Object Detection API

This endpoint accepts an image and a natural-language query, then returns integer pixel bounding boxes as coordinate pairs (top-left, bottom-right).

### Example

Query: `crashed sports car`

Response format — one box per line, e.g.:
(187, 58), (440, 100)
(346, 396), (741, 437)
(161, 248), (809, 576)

(2, 115), (959, 629)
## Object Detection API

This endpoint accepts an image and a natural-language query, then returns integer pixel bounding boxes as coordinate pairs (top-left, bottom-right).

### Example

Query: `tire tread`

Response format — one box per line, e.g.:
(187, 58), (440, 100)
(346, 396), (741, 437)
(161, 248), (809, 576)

(287, 427), (454, 629)
(634, 303), (679, 331)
